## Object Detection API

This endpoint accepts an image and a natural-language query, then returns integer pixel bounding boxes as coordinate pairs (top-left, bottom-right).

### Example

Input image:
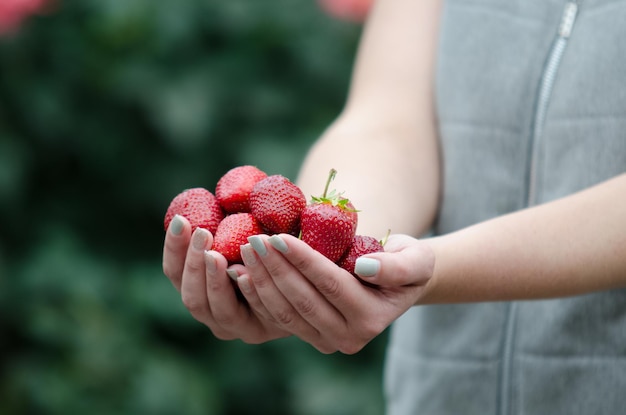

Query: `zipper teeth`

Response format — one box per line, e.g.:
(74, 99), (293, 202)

(527, 37), (567, 206)
(499, 3), (581, 415)
(527, 1), (579, 207)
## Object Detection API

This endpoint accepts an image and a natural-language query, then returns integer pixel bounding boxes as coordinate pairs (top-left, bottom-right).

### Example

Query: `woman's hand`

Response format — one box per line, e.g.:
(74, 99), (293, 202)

(239, 233), (434, 354)
(163, 214), (435, 353)
(162, 215), (290, 344)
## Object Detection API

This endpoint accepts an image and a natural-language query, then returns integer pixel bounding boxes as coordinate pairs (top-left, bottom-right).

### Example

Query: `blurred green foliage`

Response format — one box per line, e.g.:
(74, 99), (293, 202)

(0, 1), (389, 414)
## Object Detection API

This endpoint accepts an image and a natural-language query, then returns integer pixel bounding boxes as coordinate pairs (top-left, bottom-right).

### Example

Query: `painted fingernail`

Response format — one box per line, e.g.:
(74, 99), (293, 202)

(238, 275), (252, 294)
(354, 257), (380, 277)
(192, 228), (209, 251)
(268, 235), (288, 253)
(170, 214), (184, 236)
(204, 250), (217, 273)
(226, 269), (239, 281)
(247, 235), (267, 257)
(240, 244), (257, 266)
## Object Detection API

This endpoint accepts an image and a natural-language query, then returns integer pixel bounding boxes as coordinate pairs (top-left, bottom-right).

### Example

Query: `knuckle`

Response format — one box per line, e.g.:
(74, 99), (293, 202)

(318, 277), (342, 300)
(293, 296), (317, 319)
(263, 260), (286, 279)
(249, 272), (272, 290)
(274, 307), (296, 326)
(290, 254), (314, 275)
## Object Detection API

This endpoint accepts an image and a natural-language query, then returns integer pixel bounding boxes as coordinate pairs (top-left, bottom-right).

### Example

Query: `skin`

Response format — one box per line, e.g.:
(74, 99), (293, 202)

(162, 0), (626, 354)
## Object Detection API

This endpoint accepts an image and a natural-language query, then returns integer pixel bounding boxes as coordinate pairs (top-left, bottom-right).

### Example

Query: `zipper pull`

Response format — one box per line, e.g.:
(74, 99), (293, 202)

(559, 2), (579, 38)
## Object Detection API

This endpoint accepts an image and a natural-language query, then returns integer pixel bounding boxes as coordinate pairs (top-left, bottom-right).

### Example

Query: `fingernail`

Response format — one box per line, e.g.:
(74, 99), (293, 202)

(354, 257), (380, 277)
(268, 235), (288, 253)
(204, 250), (217, 273)
(247, 235), (267, 257)
(170, 214), (184, 236)
(192, 228), (209, 251)
(240, 244), (257, 266)
(226, 269), (239, 281)
(238, 275), (252, 294)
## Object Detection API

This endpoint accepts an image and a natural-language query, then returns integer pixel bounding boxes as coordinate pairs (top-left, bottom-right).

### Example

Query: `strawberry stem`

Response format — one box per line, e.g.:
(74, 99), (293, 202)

(322, 168), (337, 199)
(380, 229), (391, 247)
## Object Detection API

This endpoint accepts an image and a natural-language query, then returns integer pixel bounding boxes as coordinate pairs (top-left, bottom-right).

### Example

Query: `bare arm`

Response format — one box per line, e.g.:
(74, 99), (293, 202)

(416, 174), (626, 303)
(297, 0), (442, 238)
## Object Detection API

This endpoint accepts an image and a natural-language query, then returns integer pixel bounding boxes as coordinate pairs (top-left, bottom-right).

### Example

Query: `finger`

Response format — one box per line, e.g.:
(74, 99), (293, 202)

(237, 245), (277, 323)
(264, 234), (371, 317)
(354, 234), (434, 287)
(205, 250), (286, 343)
(236, 273), (275, 323)
(242, 238), (326, 347)
(261, 234), (386, 354)
(255, 235), (347, 330)
(163, 214), (192, 291)
(180, 228), (214, 323)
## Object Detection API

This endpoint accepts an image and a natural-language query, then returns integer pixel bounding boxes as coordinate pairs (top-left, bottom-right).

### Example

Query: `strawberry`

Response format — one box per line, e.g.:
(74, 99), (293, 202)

(337, 234), (385, 275)
(164, 187), (224, 234)
(249, 175), (307, 235)
(215, 165), (268, 213)
(213, 213), (264, 264)
(300, 169), (358, 262)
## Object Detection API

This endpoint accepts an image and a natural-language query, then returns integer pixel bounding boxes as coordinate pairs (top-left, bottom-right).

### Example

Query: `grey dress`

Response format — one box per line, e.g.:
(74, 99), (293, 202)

(384, 0), (626, 414)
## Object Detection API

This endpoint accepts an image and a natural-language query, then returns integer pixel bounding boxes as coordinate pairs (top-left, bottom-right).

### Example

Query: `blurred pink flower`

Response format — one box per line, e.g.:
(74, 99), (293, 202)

(317, 0), (373, 23)
(0, 0), (52, 35)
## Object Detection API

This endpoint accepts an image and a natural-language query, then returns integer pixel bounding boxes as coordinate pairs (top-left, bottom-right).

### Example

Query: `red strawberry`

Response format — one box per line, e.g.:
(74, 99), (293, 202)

(249, 175), (307, 235)
(164, 188), (224, 234)
(300, 169), (358, 262)
(213, 213), (264, 264)
(337, 235), (385, 275)
(215, 165), (268, 213)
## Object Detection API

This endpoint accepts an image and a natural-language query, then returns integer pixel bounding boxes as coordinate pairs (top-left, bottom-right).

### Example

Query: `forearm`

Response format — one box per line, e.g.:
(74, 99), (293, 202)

(297, 0), (442, 238)
(297, 118), (439, 239)
(420, 174), (626, 303)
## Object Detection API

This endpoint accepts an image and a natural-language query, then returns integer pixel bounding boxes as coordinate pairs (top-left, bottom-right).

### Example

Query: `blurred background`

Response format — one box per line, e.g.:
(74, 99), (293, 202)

(0, 0), (389, 414)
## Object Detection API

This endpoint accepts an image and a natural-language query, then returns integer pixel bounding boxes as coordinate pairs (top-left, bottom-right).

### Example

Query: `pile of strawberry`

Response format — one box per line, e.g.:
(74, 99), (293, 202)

(164, 166), (384, 275)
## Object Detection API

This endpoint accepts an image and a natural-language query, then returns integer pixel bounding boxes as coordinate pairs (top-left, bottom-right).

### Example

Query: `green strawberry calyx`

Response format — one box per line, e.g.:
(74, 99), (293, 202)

(310, 168), (359, 212)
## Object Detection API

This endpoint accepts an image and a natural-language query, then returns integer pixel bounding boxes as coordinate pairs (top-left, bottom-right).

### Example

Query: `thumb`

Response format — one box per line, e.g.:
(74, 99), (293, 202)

(354, 234), (435, 287)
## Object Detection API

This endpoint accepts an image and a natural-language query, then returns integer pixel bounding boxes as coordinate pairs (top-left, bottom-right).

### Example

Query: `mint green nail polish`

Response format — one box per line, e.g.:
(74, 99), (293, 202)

(240, 244), (257, 266)
(268, 235), (288, 253)
(192, 228), (208, 250)
(226, 269), (239, 281)
(354, 257), (380, 277)
(238, 275), (252, 294)
(248, 235), (267, 256)
(170, 214), (184, 236)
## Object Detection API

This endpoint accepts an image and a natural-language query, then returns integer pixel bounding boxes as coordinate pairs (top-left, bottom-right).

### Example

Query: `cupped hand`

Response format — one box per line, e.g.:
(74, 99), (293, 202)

(238, 233), (434, 354)
(162, 215), (290, 343)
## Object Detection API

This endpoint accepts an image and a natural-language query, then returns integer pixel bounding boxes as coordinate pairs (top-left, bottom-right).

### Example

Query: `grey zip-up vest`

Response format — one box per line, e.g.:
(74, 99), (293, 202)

(384, 1), (626, 414)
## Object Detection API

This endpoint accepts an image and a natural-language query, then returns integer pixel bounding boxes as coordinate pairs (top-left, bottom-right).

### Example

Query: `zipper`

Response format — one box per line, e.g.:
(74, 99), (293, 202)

(526, 1), (579, 207)
(498, 3), (581, 415)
